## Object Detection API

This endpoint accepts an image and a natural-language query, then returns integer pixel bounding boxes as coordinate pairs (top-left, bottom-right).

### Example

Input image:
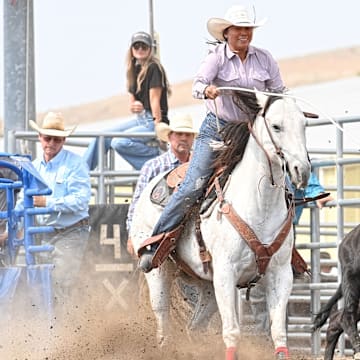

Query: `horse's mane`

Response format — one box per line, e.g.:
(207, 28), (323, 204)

(212, 91), (261, 175)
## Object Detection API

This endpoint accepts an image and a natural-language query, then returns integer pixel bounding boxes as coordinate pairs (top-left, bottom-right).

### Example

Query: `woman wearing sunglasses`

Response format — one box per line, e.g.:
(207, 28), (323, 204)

(83, 31), (171, 171)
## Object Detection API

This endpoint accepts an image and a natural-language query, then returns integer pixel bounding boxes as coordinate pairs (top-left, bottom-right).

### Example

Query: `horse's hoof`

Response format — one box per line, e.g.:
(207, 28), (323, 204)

(275, 346), (289, 359)
(225, 346), (237, 360)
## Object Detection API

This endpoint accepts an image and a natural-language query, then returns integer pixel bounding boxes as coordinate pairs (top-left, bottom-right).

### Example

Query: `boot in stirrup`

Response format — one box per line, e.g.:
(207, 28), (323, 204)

(138, 248), (155, 273)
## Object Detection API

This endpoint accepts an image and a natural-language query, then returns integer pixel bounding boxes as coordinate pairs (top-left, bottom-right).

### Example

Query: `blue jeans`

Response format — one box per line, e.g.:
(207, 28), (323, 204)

(83, 111), (160, 170)
(152, 112), (226, 235)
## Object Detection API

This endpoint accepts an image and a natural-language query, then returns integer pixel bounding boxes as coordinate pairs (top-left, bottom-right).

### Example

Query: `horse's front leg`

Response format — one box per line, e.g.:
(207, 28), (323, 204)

(145, 263), (174, 348)
(266, 262), (293, 359)
(213, 268), (240, 360)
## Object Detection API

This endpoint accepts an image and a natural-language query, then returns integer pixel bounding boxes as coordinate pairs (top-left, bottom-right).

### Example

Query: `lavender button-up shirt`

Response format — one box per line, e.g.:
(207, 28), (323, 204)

(192, 43), (285, 122)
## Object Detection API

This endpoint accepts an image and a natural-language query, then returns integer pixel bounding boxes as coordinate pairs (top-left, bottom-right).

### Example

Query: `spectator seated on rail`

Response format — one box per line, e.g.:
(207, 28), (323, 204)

(83, 31), (171, 171)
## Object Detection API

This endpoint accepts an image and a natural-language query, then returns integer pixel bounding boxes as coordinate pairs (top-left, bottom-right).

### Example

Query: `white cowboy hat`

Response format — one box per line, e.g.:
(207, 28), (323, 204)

(207, 5), (267, 42)
(29, 112), (77, 137)
(156, 113), (198, 143)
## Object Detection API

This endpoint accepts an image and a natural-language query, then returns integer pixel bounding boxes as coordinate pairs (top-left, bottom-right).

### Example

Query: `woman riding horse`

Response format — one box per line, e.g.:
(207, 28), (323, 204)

(138, 4), (285, 273)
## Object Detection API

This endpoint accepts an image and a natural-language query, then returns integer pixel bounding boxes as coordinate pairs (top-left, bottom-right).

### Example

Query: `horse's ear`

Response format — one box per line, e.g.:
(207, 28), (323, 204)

(254, 89), (268, 108)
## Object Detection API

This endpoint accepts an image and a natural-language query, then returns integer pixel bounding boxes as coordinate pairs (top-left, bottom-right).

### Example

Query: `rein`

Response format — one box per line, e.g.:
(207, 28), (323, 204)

(212, 94), (285, 187)
(247, 96), (285, 186)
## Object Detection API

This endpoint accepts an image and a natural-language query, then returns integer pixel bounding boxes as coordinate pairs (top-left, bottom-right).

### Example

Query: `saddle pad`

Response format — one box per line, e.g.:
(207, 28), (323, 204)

(166, 162), (189, 188)
(150, 176), (172, 207)
(150, 163), (189, 207)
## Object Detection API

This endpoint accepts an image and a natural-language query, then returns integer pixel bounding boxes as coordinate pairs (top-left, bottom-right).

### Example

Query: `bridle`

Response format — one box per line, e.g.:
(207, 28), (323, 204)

(247, 95), (286, 186)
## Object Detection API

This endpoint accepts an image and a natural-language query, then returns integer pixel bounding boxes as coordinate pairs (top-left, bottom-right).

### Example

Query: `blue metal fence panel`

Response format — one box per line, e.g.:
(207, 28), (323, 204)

(0, 153), (55, 318)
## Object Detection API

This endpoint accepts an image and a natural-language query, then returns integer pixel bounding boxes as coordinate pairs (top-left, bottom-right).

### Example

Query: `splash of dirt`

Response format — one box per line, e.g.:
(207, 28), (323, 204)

(0, 271), (331, 359)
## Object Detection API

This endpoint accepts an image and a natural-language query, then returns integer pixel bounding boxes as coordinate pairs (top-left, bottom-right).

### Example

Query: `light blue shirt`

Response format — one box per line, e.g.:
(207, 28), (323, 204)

(192, 43), (284, 122)
(17, 148), (91, 229)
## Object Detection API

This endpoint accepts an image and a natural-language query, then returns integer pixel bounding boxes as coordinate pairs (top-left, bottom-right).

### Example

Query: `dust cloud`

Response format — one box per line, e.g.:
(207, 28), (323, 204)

(0, 261), (320, 359)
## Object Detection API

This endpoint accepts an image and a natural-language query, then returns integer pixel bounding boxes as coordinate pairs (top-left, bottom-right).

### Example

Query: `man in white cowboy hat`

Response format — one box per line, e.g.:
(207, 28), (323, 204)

(126, 113), (197, 256)
(16, 111), (91, 302)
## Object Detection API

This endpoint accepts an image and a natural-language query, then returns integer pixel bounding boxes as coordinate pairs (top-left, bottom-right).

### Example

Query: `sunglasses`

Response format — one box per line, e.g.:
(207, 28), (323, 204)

(41, 135), (64, 143)
(132, 42), (150, 51)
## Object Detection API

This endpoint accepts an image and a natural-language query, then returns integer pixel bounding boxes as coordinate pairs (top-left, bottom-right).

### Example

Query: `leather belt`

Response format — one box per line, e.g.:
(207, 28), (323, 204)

(54, 218), (90, 234)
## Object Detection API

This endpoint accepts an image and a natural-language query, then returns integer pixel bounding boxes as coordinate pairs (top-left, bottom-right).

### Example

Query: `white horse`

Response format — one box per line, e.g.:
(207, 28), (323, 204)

(130, 91), (311, 360)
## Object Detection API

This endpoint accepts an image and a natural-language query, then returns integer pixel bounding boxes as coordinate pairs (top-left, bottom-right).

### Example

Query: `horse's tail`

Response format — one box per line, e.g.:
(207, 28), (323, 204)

(312, 284), (343, 331)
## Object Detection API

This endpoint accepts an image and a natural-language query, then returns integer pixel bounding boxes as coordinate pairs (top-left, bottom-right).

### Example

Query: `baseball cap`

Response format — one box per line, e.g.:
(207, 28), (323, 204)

(131, 31), (152, 47)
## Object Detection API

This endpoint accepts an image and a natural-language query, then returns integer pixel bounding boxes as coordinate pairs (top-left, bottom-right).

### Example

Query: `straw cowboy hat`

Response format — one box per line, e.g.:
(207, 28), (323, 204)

(156, 113), (198, 143)
(29, 112), (77, 137)
(207, 5), (267, 42)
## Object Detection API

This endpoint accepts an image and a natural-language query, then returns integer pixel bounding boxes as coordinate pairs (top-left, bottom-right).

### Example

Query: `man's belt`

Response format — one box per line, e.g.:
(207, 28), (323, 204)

(54, 218), (90, 234)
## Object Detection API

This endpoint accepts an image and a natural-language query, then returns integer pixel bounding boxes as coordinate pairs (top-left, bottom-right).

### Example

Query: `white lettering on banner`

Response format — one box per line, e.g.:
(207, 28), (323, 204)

(102, 278), (129, 310)
(95, 263), (134, 272)
(100, 224), (121, 258)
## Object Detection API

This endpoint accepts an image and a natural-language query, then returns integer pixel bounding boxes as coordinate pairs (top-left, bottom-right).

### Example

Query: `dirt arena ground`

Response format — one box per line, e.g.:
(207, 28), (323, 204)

(0, 273), (351, 360)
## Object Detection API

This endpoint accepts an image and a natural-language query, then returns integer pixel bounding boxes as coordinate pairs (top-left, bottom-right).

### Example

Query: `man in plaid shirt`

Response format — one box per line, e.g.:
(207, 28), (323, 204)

(126, 113), (197, 255)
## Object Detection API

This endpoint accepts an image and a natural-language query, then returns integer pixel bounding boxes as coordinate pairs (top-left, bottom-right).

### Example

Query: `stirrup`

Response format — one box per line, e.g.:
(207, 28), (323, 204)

(151, 224), (184, 268)
(137, 233), (165, 257)
(138, 251), (154, 273)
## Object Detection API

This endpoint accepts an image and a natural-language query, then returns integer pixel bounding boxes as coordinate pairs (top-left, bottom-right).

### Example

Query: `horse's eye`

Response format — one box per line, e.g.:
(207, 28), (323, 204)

(272, 124), (281, 132)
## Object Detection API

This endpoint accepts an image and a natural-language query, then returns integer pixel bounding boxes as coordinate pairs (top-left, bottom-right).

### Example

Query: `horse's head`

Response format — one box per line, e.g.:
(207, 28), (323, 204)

(254, 91), (311, 189)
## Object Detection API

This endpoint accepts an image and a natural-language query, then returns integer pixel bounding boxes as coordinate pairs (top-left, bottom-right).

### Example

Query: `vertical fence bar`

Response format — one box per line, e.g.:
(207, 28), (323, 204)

(336, 122), (345, 355)
(310, 166), (322, 355)
(97, 135), (106, 204)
